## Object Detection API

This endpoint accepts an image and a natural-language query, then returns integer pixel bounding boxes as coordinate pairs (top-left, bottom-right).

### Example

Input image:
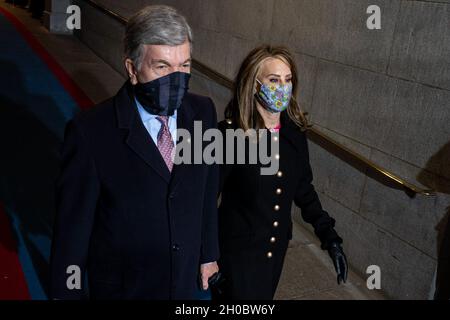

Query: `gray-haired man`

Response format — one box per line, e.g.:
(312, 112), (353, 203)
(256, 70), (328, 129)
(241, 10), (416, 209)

(50, 5), (219, 299)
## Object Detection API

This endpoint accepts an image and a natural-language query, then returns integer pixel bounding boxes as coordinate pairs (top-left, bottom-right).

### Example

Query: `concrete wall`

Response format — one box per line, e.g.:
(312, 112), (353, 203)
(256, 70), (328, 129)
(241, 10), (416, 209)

(44, 0), (73, 34)
(73, 0), (450, 299)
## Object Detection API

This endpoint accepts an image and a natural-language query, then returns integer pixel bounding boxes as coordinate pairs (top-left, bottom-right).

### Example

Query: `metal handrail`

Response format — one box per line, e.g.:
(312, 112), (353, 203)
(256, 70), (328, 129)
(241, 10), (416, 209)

(82, 0), (435, 196)
(81, 0), (128, 24)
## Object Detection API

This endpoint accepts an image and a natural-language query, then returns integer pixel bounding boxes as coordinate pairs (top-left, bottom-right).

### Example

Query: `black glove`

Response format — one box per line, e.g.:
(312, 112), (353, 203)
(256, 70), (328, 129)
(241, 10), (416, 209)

(327, 242), (348, 285)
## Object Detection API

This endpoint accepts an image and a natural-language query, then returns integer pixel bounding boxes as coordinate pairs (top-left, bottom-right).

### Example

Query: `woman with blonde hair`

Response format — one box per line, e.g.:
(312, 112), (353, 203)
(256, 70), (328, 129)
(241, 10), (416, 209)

(216, 45), (348, 300)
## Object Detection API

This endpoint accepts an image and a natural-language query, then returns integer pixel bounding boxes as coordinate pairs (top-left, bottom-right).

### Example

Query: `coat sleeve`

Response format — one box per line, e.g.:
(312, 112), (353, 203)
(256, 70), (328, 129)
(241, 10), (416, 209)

(199, 98), (220, 264)
(293, 132), (342, 250)
(49, 119), (100, 299)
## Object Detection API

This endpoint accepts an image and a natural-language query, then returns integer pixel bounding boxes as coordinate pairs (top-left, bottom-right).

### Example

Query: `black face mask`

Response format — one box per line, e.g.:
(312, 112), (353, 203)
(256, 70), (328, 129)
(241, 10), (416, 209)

(133, 71), (191, 116)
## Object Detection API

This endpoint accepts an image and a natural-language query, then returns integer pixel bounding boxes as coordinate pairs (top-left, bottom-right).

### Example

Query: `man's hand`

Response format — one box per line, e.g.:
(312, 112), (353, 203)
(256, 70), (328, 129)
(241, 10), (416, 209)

(200, 261), (219, 290)
(328, 242), (348, 285)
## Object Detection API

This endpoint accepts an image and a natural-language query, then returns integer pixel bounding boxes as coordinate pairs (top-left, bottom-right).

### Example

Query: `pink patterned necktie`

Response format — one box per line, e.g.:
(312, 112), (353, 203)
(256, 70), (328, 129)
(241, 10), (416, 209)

(156, 116), (174, 172)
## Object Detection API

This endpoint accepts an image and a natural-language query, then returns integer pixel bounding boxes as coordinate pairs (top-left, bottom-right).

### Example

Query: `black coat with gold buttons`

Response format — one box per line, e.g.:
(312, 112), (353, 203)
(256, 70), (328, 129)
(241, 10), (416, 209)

(216, 111), (343, 300)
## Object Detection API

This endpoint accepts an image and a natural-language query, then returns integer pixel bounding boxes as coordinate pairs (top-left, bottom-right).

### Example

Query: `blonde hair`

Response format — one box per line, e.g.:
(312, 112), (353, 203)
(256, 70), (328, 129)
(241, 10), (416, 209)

(225, 45), (307, 131)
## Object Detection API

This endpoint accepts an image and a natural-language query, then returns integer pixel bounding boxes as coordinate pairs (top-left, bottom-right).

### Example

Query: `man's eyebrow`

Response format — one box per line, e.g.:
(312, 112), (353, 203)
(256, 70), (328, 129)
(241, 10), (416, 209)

(151, 59), (172, 66)
(150, 58), (191, 66)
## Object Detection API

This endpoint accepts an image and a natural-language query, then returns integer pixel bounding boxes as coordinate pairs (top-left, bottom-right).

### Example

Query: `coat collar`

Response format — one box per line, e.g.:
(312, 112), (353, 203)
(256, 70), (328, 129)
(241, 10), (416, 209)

(279, 111), (303, 152)
(223, 111), (303, 152)
(114, 81), (198, 184)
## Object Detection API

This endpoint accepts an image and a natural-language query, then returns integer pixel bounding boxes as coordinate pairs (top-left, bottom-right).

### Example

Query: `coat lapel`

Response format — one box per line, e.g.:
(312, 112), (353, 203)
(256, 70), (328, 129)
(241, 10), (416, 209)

(168, 95), (197, 192)
(115, 81), (171, 183)
(279, 111), (301, 152)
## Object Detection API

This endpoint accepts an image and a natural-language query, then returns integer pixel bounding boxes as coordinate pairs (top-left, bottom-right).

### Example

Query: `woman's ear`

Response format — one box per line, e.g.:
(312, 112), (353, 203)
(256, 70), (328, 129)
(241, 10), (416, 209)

(125, 58), (138, 85)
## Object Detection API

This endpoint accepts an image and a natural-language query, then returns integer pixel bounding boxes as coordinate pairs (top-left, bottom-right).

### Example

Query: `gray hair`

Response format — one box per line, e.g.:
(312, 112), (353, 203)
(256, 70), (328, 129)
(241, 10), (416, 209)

(124, 5), (193, 71)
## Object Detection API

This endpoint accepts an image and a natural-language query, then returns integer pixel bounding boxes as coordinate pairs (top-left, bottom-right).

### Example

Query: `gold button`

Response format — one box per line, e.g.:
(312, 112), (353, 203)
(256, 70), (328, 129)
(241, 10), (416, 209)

(276, 188), (282, 195)
(277, 171), (283, 177)
(270, 237), (276, 243)
(275, 154), (280, 160)
(274, 205), (280, 211)
(226, 119), (232, 124)
(273, 221), (279, 227)
(267, 252), (273, 258)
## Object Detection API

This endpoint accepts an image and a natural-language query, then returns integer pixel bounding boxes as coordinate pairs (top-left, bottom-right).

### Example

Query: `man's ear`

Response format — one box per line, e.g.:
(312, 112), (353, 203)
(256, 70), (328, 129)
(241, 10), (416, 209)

(125, 58), (138, 85)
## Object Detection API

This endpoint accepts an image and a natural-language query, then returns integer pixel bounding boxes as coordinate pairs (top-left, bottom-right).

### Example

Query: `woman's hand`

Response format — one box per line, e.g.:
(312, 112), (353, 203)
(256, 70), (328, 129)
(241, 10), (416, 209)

(328, 242), (348, 284)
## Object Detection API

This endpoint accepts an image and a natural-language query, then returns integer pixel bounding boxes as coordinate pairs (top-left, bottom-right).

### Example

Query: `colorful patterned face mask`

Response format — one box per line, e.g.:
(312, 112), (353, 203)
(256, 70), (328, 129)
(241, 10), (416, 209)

(255, 79), (292, 113)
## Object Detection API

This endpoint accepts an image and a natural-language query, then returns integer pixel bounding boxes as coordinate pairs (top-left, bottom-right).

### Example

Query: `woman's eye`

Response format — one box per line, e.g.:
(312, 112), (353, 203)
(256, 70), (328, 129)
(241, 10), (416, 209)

(182, 64), (190, 68)
(269, 78), (278, 83)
